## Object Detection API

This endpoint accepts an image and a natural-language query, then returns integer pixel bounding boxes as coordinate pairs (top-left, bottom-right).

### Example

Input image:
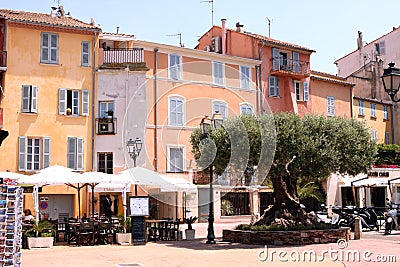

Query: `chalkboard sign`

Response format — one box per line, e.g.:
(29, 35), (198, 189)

(131, 216), (146, 245)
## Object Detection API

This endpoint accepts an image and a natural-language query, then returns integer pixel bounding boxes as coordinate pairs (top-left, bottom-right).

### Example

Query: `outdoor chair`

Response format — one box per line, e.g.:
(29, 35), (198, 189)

(77, 222), (95, 246)
(55, 220), (67, 242)
(97, 222), (113, 245)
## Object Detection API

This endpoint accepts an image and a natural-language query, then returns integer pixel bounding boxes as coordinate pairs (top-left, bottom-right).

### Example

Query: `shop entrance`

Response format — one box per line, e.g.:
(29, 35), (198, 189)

(221, 192), (250, 215)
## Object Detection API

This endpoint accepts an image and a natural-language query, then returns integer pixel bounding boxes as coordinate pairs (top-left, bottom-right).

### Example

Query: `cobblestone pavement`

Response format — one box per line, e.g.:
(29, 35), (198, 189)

(20, 217), (399, 267)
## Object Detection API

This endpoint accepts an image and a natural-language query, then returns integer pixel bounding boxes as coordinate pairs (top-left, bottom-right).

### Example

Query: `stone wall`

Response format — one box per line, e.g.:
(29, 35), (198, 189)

(223, 228), (350, 245)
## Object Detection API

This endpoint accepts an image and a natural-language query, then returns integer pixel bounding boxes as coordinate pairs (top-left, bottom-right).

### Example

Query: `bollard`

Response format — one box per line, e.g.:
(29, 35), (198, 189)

(354, 217), (362, 240)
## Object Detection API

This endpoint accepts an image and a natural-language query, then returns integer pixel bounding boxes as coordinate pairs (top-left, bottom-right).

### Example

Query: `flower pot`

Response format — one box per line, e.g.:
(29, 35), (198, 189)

(185, 229), (195, 240)
(116, 233), (132, 245)
(27, 237), (54, 249)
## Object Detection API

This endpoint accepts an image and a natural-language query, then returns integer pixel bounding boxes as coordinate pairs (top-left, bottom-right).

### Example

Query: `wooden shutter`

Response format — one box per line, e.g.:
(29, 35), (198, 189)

(77, 138), (84, 170)
(67, 137), (76, 169)
(303, 82), (309, 101)
(31, 86), (38, 113)
(41, 33), (49, 62)
(272, 48), (280, 70)
(82, 41), (90, 66)
(18, 136), (27, 171)
(50, 34), (58, 62)
(269, 76), (276, 96)
(82, 90), (89, 116)
(293, 52), (300, 72)
(21, 85), (31, 112)
(327, 97), (335, 116)
(42, 137), (50, 168)
(58, 88), (66, 115)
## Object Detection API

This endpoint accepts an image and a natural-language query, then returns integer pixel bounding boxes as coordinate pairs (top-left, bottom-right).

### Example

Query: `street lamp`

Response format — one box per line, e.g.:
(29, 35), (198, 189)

(381, 62), (400, 102)
(199, 111), (223, 244)
(126, 137), (143, 195)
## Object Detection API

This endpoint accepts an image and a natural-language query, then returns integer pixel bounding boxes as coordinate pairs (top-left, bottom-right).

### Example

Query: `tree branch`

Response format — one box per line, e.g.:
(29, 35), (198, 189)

(285, 155), (296, 176)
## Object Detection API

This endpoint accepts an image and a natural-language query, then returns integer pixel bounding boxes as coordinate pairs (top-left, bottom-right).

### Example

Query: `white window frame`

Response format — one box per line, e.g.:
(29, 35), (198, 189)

(294, 81), (301, 101)
(98, 101), (115, 118)
(18, 136), (50, 171)
(212, 61), (225, 86)
(81, 41), (90, 67)
(212, 100), (228, 119)
(358, 100), (364, 116)
(168, 96), (185, 126)
(68, 137), (84, 170)
(21, 85), (38, 113)
(59, 89), (89, 116)
(370, 103), (376, 118)
(240, 103), (254, 115)
(372, 130), (377, 141)
(327, 96), (335, 117)
(167, 145), (185, 172)
(268, 76), (279, 97)
(385, 132), (390, 144)
(384, 105), (388, 120)
(169, 54), (182, 80)
(41, 32), (58, 64)
(240, 66), (251, 89)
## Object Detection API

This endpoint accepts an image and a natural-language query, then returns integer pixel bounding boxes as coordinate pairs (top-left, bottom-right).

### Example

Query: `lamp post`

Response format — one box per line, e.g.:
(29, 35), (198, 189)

(126, 137), (143, 195)
(200, 112), (223, 244)
(381, 62), (400, 102)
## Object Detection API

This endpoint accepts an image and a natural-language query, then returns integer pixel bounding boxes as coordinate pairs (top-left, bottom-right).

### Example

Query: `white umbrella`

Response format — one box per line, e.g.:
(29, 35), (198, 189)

(0, 171), (27, 180)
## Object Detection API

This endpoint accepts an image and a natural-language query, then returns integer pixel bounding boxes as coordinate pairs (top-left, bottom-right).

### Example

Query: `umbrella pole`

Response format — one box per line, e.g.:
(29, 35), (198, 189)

(33, 185), (39, 222)
(77, 184), (81, 219)
(91, 185), (95, 218)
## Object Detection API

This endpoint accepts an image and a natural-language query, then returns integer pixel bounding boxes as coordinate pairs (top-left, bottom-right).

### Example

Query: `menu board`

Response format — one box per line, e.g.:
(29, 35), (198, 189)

(131, 216), (146, 245)
(129, 196), (150, 216)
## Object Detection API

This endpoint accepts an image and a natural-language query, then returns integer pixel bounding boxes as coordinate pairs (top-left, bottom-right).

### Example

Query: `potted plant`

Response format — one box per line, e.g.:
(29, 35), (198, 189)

(26, 220), (55, 249)
(184, 216), (197, 240)
(221, 199), (234, 216)
(115, 215), (132, 245)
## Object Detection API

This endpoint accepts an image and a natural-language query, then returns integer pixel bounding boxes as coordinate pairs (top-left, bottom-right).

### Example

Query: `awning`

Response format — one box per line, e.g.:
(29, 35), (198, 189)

(352, 178), (390, 186)
(160, 176), (197, 192)
(94, 183), (127, 192)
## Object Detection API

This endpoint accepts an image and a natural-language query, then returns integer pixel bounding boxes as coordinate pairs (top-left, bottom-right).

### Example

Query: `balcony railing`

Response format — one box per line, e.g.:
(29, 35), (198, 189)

(103, 48), (144, 64)
(96, 117), (117, 135)
(0, 51), (7, 69)
(271, 57), (309, 77)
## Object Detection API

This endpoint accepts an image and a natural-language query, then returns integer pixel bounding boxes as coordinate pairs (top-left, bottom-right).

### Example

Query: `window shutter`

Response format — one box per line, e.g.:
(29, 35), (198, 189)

(42, 137), (50, 168)
(327, 97), (335, 116)
(58, 88), (66, 115)
(77, 138), (84, 170)
(303, 82), (309, 101)
(293, 52), (300, 72)
(50, 34), (58, 62)
(21, 85), (31, 112)
(269, 76), (276, 96)
(18, 136), (27, 171)
(82, 41), (90, 66)
(82, 90), (89, 116)
(380, 41), (385, 55)
(67, 137), (76, 169)
(272, 48), (280, 70)
(31, 86), (38, 113)
(41, 33), (49, 62)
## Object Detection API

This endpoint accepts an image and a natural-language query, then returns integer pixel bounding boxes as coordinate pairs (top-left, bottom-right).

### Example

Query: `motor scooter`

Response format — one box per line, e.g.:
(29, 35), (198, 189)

(384, 198), (400, 235)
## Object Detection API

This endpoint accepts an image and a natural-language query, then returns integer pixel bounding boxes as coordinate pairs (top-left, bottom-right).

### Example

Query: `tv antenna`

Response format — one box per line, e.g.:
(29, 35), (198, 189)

(266, 17), (273, 37)
(54, 0), (62, 7)
(201, 0), (214, 26)
(166, 33), (184, 47)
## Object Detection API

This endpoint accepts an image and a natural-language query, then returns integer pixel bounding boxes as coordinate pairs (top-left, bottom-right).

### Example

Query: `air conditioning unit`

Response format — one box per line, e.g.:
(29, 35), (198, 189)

(204, 45), (211, 52)
(98, 122), (114, 134)
(211, 36), (221, 53)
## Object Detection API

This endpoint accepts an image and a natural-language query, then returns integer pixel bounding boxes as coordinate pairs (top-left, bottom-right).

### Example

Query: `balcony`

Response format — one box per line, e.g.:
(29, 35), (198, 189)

(99, 48), (148, 71)
(270, 57), (310, 79)
(96, 118), (117, 135)
(0, 51), (7, 71)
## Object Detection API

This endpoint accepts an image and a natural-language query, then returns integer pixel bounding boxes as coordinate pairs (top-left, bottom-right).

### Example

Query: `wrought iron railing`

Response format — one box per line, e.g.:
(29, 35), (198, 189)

(103, 48), (144, 64)
(271, 57), (309, 75)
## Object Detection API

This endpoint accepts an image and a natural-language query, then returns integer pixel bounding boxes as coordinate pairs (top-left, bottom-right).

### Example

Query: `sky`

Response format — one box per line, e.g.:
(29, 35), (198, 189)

(2, 0), (400, 74)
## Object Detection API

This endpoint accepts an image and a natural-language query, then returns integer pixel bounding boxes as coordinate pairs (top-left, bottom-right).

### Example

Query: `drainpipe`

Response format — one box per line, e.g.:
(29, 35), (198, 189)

(391, 103), (395, 144)
(153, 48), (159, 171)
(350, 85), (354, 118)
(221, 19), (226, 55)
(91, 30), (99, 172)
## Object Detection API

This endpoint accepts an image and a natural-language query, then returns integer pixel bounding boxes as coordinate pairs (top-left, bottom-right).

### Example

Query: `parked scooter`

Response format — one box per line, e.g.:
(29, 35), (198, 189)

(384, 198), (400, 235)
(331, 206), (356, 231)
(354, 207), (380, 231)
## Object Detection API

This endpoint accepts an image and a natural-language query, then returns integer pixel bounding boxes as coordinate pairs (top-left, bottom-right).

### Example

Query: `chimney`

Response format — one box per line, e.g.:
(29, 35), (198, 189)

(221, 19), (227, 55)
(357, 31), (363, 50)
(236, 22), (244, 33)
(58, 6), (65, 16)
(50, 7), (57, 18)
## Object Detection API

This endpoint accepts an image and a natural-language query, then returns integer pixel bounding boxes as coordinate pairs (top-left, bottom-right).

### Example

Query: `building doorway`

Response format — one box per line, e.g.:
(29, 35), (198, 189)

(221, 192), (250, 215)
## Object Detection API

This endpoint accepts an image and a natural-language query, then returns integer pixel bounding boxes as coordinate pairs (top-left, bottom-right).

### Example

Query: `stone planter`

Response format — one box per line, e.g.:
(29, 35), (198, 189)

(185, 229), (195, 240)
(115, 233), (132, 245)
(27, 237), (54, 249)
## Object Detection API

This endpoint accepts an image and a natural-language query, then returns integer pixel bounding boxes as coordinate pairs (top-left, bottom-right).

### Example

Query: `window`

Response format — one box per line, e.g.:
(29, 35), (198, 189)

(168, 146), (184, 172)
(240, 103), (254, 115)
(279, 52), (288, 70)
(375, 40), (385, 55)
(41, 32), (58, 64)
(18, 136), (50, 171)
(371, 130), (377, 141)
(58, 89), (89, 116)
(385, 132), (390, 144)
(212, 100), (227, 119)
(240, 66), (251, 89)
(327, 96), (335, 116)
(358, 100), (364, 116)
(98, 152), (113, 174)
(213, 61), (225, 85)
(81, 41), (90, 67)
(98, 101), (114, 118)
(294, 81), (309, 101)
(169, 96), (184, 126)
(68, 137), (84, 170)
(384, 105), (388, 120)
(268, 76), (279, 97)
(370, 103), (376, 118)
(292, 51), (300, 73)
(21, 85), (38, 113)
(294, 81), (301, 101)
(169, 54), (181, 80)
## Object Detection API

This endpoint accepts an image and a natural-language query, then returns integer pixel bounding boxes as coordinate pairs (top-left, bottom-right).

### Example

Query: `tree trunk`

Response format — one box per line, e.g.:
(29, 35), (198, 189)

(254, 175), (317, 227)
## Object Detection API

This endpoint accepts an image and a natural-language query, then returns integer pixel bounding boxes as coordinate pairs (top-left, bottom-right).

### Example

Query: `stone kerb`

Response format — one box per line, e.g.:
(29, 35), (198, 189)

(222, 228), (350, 245)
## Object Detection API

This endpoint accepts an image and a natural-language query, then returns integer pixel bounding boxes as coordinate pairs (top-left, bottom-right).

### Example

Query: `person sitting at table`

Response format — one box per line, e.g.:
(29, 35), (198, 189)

(23, 209), (34, 223)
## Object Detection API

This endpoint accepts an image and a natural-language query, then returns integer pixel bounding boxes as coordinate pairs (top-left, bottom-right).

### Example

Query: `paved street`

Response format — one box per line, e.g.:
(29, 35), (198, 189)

(21, 217), (400, 267)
